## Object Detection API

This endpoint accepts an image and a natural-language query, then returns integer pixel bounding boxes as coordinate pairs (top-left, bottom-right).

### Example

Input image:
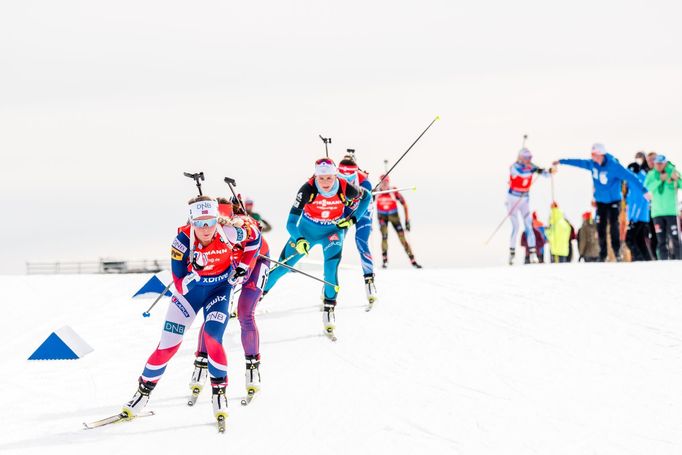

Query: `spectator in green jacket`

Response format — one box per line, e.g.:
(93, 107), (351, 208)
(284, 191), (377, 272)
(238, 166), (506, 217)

(644, 155), (680, 259)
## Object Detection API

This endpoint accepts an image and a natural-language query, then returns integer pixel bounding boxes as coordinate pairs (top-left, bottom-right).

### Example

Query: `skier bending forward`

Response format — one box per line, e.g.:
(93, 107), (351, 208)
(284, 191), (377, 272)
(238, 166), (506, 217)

(187, 197), (270, 406)
(262, 157), (370, 338)
(122, 195), (261, 430)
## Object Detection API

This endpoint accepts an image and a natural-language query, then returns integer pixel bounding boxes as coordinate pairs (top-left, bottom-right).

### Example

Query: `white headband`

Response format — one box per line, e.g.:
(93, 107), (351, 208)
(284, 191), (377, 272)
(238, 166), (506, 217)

(315, 161), (337, 176)
(189, 200), (218, 220)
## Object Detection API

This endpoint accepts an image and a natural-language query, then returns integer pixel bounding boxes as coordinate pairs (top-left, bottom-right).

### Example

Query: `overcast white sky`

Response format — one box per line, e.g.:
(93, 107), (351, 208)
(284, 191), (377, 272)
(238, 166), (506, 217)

(1, 1), (681, 274)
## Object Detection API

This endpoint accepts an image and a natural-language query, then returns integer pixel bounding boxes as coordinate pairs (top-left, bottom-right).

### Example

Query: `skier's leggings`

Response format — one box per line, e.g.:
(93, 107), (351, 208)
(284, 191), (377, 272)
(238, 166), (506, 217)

(506, 193), (535, 249)
(196, 257), (270, 358)
(140, 281), (232, 386)
(354, 213), (374, 276)
(378, 213), (414, 259)
(653, 215), (680, 260)
(264, 220), (345, 301)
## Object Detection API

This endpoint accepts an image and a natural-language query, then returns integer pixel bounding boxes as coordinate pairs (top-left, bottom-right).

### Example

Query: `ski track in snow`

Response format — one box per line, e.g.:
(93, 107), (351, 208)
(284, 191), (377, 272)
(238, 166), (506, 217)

(1, 263), (682, 454)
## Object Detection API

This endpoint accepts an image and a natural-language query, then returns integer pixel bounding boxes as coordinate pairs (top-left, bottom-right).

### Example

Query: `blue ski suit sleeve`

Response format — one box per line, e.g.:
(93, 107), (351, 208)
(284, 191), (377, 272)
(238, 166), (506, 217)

(612, 160), (648, 195)
(171, 231), (191, 284)
(346, 182), (371, 220)
(286, 182), (315, 240)
(286, 208), (303, 240)
(558, 158), (593, 171)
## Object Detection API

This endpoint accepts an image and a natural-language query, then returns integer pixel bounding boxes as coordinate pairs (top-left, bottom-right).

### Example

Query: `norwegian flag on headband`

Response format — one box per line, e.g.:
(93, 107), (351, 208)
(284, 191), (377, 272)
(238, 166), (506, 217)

(202, 210), (208, 214)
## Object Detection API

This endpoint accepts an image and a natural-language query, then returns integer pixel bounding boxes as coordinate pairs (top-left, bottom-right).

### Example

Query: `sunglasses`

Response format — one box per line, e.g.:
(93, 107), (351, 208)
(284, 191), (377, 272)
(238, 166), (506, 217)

(191, 217), (218, 228)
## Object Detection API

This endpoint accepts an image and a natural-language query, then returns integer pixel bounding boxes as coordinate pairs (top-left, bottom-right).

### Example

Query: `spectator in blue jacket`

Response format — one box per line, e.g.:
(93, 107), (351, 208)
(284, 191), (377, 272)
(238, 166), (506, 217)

(625, 161), (653, 261)
(553, 143), (652, 261)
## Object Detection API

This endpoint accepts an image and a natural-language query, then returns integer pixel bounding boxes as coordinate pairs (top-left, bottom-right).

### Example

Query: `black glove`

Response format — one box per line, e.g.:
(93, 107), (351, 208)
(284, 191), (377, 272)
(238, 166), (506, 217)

(405, 220), (411, 231)
(228, 265), (248, 286)
(192, 251), (208, 271)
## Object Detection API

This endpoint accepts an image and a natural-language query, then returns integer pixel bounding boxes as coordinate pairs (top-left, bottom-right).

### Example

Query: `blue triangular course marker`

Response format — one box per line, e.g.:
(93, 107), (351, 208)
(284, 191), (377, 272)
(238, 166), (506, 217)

(29, 332), (78, 360)
(133, 273), (172, 298)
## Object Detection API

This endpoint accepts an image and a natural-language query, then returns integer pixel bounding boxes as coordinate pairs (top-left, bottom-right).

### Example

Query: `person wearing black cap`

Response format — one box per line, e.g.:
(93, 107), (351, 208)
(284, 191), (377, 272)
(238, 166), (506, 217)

(625, 160), (653, 261)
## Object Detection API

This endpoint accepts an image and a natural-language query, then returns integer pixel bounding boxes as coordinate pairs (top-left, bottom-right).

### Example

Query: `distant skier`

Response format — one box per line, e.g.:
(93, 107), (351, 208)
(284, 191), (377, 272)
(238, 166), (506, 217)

(376, 175), (421, 269)
(337, 154), (378, 308)
(507, 148), (551, 265)
(122, 196), (262, 430)
(553, 143), (651, 261)
(186, 197), (270, 406)
(244, 197), (272, 233)
(262, 157), (371, 338)
(644, 155), (680, 259)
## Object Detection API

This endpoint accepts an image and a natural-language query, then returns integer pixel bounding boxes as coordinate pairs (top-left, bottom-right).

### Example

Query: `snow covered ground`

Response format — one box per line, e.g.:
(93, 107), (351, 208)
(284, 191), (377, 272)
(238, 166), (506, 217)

(1, 263), (682, 454)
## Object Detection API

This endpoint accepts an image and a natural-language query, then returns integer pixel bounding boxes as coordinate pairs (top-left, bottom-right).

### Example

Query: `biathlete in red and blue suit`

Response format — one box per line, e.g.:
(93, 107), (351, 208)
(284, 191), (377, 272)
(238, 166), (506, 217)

(122, 196), (262, 425)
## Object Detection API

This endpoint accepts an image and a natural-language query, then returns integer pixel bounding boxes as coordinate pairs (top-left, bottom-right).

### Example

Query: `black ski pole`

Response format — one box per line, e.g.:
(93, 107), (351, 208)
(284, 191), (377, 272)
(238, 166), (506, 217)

(261, 254), (339, 291)
(373, 116), (439, 192)
(319, 135), (331, 158)
(184, 172), (205, 196)
(224, 177), (248, 214)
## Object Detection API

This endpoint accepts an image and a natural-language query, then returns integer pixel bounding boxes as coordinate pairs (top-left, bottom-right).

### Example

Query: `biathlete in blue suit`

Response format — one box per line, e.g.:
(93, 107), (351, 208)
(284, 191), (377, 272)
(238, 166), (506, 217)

(263, 157), (371, 336)
(337, 154), (378, 308)
(553, 143), (651, 261)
